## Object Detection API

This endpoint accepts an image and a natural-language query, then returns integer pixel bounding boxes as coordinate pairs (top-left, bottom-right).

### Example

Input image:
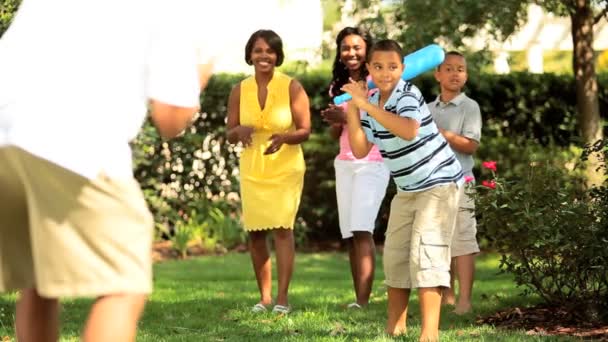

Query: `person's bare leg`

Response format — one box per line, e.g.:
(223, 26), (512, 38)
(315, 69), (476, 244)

(249, 230), (272, 305)
(453, 254), (475, 314)
(345, 238), (359, 302)
(273, 228), (295, 307)
(352, 231), (375, 306)
(442, 258), (457, 305)
(385, 286), (410, 336)
(16, 288), (59, 342)
(82, 294), (146, 342)
(419, 287), (442, 342)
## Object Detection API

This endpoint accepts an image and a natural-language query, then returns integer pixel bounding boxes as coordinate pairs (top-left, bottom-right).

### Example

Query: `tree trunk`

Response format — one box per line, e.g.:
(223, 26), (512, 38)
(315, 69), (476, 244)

(571, 0), (604, 187)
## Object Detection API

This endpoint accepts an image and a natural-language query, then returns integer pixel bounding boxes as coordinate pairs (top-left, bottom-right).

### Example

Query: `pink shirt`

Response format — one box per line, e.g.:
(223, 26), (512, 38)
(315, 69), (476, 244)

(336, 101), (383, 162)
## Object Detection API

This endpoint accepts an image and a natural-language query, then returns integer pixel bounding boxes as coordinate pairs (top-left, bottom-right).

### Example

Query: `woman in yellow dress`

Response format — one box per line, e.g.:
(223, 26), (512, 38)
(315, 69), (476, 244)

(226, 29), (311, 314)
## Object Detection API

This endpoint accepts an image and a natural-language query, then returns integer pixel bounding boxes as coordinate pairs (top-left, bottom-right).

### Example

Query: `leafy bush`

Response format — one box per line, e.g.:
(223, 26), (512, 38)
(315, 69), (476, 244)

(205, 206), (246, 250)
(170, 204), (245, 257)
(172, 221), (197, 259)
(133, 71), (608, 245)
(474, 141), (608, 320)
(0, 0), (21, 37)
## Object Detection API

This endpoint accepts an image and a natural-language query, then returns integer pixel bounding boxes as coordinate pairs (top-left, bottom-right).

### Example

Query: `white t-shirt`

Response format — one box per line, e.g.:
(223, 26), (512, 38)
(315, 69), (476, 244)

(0, 0), (207, 179)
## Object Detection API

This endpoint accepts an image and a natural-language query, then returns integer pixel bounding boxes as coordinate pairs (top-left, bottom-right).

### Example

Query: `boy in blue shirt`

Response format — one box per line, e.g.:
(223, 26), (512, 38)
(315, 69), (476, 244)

(342, 39), (462, 341)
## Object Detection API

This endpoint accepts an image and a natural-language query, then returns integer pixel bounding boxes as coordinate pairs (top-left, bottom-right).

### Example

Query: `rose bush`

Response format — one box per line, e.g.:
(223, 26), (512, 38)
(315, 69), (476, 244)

(474, 144), (607, 321)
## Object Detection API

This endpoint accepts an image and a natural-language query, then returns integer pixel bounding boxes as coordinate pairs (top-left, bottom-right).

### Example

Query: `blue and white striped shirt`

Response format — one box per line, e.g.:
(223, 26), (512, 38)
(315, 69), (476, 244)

(361, 79), (463, 192)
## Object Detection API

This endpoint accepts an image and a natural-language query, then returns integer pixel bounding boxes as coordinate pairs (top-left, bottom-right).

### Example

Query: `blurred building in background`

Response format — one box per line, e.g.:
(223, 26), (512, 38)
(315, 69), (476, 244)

(207, 0), (323, 73)
(464, 4), (608, 74)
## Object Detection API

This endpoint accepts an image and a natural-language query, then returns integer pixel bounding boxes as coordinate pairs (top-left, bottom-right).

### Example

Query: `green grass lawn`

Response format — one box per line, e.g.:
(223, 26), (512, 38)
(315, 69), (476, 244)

(0, 252), (577, 341)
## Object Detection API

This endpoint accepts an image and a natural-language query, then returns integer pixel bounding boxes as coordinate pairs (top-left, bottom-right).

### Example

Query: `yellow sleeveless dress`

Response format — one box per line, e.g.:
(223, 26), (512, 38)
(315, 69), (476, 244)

(239, 72), (306, 231)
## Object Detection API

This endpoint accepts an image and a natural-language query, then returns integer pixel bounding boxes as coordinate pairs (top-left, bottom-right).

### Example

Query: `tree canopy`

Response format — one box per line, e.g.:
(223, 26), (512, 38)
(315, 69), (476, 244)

(0, 0), (21, 37)
(354, 0), (607, 50)
(352, 0), (607, 185)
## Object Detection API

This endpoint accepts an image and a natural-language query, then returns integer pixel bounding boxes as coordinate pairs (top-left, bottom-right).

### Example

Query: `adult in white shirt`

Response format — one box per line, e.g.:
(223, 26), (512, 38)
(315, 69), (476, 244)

(0, 1), (214, 341)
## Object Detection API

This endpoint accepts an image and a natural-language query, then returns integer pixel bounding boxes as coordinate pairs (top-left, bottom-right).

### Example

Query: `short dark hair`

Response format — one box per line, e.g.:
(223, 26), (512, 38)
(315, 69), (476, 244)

(329, 27), (373, 98)
(446, 50), (464, 58)
(244, 29), (285, 67)
(438, 51), (466, 70)
(367, 39), (404, 62)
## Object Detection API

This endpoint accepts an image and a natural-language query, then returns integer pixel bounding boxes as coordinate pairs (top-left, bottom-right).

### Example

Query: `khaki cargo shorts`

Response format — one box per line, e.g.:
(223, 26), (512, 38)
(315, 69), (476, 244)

(0, 146), (153, 298)
(451, 185), (480, 257)
(383, 183), (460, 289)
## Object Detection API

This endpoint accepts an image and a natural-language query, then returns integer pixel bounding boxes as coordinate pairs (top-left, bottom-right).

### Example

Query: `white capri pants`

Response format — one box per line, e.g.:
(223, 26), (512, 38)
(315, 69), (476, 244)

(334, 159), (391, 239)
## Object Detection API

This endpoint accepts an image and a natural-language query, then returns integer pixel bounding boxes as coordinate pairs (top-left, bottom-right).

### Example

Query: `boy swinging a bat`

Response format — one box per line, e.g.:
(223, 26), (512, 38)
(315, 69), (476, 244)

(341, 39), (464, 341)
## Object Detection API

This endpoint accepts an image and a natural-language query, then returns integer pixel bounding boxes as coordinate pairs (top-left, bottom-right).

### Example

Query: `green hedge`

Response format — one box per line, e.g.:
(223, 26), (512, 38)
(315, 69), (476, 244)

(132, 71), (608, 243)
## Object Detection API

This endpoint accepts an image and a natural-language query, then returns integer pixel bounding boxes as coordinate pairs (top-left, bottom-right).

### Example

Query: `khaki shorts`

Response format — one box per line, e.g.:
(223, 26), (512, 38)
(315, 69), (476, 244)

(451, 186), (480, 257)
(383, 183), (460, 289)
(0, 146), (153, 298)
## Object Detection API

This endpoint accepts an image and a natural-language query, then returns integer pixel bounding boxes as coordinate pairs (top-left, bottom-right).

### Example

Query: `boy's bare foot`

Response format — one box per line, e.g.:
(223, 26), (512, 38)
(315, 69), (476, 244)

(419, 333), (439, 342)
(441, 288), (456, 305)
(453, 303), (472, 315)
(385, 327), (406, 336)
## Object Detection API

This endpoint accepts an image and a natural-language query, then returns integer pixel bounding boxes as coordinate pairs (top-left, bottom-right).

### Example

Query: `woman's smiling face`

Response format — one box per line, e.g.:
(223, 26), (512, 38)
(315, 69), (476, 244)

(339, 34), (367, 73)
(250, 38), (277, 73)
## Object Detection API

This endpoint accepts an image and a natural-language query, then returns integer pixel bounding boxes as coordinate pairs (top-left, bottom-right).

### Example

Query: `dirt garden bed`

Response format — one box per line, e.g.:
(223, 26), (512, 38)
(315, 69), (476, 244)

(478, 305), (608, 340)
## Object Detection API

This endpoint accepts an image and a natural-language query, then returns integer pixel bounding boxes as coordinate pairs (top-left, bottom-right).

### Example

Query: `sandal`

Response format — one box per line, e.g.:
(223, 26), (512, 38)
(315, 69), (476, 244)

(251, 303), (269, 313)
(347, 302), (362, 309)
(272, 304), (291, 314)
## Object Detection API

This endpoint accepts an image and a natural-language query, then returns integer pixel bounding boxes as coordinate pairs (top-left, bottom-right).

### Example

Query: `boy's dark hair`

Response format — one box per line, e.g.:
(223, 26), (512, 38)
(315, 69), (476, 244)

(367, 39), (404, 62)
(437, 51), (466, 70)
(245, 29), (285, 67)
(329, 27), (373, 98)
(446, 50), (464, 58)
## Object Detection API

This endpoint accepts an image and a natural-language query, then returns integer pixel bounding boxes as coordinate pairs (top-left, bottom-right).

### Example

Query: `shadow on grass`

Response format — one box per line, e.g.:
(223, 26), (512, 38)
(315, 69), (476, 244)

(0, 252), (559, 341)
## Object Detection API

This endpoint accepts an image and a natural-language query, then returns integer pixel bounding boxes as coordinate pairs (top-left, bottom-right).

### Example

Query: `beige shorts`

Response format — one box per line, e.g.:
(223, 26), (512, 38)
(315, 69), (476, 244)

(0, 146), (154, 298)
(383, 183), (460, 289)
(451, 186), (480, 257)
